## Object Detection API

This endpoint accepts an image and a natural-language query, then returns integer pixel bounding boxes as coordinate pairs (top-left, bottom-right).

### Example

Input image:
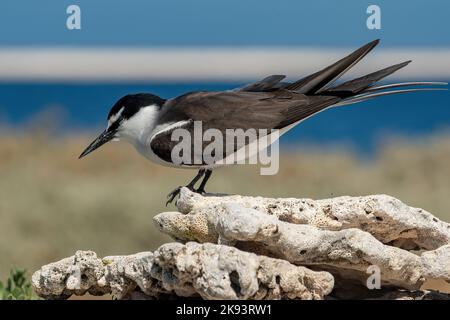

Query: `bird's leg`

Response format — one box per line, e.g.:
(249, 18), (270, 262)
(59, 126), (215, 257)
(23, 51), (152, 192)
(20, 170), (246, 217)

(186, 169), (206, 190)
(166, 169), (205, 206)
(195, 169), (212, 194)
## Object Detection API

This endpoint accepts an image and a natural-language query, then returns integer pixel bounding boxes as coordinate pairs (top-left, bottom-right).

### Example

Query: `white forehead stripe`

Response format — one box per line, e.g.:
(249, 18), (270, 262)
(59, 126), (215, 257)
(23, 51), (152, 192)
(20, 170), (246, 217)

(108, 106), (125, 127)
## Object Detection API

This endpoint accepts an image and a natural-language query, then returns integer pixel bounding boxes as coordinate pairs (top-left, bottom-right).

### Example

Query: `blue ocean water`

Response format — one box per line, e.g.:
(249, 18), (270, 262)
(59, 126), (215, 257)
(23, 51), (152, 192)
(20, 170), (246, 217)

(0, 82), (449, 154)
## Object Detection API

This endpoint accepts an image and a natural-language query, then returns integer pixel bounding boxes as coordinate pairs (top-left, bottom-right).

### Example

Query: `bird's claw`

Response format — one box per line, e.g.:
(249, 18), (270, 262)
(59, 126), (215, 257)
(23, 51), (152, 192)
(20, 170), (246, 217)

(166, 186), (182, 206)
(165, 185), (207, 206)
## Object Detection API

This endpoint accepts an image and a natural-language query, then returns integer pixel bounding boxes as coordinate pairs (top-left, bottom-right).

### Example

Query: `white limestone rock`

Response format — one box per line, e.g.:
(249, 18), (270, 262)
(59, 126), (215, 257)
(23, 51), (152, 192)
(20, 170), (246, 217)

(32, 242), (334, 300)
(175, 188), (450, 251)
(155, 190), (450, 290)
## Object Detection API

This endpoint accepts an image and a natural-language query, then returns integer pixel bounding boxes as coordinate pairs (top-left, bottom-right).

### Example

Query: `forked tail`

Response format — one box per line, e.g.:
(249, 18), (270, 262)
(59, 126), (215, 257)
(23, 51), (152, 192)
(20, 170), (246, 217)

(294, 39), (447, 105)
(241, 39), (447, 103)
(321, 60), (447, 106)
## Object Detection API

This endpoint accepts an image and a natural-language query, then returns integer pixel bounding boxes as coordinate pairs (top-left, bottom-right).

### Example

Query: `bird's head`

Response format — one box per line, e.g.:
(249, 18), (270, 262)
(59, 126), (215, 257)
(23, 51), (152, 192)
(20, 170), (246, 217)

(79, 93), (165, 159)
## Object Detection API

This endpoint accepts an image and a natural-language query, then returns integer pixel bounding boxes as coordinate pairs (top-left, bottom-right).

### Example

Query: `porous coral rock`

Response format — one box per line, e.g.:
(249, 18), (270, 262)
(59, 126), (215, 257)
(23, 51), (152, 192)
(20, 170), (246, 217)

(175, 188), (450, 251)
(155, 196), (450, 290)
(32, 242), (334, 300)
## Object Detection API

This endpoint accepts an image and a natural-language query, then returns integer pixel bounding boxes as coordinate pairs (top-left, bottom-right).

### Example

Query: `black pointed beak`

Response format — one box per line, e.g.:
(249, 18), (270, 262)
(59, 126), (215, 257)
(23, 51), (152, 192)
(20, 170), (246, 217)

(79, 129), (116, 159)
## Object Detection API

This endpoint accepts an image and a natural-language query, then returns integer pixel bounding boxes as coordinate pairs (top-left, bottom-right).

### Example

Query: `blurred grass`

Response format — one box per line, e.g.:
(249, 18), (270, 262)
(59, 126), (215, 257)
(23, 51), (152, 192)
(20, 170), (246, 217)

(0, 268), (36, 300)
(1, 131), (450, 282)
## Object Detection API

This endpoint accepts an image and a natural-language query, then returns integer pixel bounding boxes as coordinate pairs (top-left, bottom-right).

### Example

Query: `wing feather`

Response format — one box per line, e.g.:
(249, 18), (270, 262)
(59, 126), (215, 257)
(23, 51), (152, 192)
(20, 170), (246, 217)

(150, 91), (341, 165)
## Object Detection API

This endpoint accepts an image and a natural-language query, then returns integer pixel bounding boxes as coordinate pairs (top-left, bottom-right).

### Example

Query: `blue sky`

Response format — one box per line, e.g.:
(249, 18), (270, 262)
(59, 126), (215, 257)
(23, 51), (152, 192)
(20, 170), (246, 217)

(1, 0), (449, 47)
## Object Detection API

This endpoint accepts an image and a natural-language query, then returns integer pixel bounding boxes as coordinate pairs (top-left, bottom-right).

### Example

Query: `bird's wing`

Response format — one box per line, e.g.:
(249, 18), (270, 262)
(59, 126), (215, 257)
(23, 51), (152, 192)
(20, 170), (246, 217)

(285, 39), (380, 94)
(236, 40), (380, 94)
(233, 40), (382, 94)
(149, 90), (339, 165)
(150, 39), (446, 166)
(236, 75), (286, 92)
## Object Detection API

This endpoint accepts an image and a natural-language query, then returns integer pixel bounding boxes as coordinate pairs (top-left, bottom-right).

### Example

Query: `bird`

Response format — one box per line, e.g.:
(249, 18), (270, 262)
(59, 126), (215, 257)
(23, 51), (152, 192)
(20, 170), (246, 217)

(79, 39), (447, 205)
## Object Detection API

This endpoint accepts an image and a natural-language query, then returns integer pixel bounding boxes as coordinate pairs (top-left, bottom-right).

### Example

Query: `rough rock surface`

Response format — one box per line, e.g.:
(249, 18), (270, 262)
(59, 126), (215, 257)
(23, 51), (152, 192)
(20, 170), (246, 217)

(155, 203), (450, 289)
(32, 242), (334, 300)
(33, 189), (450, 299)
(175, 189), (450, 251)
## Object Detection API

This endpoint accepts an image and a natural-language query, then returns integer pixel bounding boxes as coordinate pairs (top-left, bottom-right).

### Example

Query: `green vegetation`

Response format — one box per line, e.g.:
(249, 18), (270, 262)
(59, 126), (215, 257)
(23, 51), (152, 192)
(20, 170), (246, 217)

(0, 268), (36, 300)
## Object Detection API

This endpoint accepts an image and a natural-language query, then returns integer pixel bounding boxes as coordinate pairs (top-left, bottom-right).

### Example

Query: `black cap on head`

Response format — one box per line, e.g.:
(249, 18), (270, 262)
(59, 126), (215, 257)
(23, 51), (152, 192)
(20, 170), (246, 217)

(79, 93), (165, 159)
(108, 93), (166, 121)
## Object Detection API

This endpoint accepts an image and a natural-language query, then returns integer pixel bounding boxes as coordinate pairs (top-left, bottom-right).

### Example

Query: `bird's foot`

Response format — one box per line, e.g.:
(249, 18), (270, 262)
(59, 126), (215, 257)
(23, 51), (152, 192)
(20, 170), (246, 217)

(166, 186), (182, 206)
(166, 186), (207, 206)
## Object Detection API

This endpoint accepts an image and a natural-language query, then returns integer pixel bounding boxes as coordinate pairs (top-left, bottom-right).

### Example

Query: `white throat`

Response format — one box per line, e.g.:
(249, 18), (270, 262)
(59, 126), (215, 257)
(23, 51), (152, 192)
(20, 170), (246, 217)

(112, 104), (183, 167)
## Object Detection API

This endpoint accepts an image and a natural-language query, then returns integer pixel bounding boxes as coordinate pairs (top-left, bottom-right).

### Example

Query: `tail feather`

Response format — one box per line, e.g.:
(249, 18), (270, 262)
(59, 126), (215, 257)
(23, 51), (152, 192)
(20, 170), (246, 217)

(237, 39), (447, 112)
(286, 39), (380, 94)
(333, 87), (448, 107)
(365, 81), (448, 93)
(324, 61), (411, 97)
(319, 56), (447, 106)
